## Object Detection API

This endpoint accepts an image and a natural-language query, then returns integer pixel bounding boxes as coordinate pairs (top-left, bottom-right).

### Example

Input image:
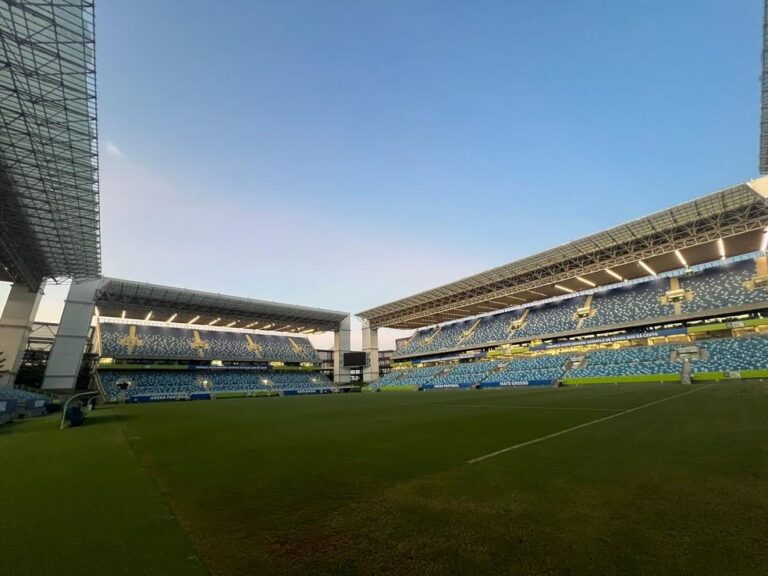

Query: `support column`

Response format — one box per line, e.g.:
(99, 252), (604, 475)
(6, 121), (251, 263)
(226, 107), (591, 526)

(0, 283), (43, 388)
(333, 315), (351, 385)
(43, 279), (100, 390)
(362, 320), (379, 383)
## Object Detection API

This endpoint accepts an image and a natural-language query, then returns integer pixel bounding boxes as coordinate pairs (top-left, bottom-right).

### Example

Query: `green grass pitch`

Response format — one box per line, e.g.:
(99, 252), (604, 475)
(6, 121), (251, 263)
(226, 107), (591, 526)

(2, 382), (767, 575)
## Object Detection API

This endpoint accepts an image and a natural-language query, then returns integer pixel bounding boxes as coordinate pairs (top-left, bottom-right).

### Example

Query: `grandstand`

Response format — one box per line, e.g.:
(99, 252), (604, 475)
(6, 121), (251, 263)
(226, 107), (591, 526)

(95, 316), (340, 400)
(99, 322), (322, 363)
(88, 281), (352, 401)
(372, 330), (768, 391)
(0, 386), (49, 420)
(383, 255), (768, 361)
(360, 179), (768, 389)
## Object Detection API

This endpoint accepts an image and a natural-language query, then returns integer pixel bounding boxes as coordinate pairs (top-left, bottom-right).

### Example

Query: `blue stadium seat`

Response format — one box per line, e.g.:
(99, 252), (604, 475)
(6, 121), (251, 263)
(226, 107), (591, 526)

(567, 345), (678, 378)
(693, 335), (768, 372)
(100, 323), (321, 363)
(513, 299), (583, 339)
(428, 361), (500, 386)
(0, 388), (49, 419)
(99, 370), (333, 401)
(393, 257), (768, 359)
(483, 354), (567, 383)
(582, 279), (671, 328)
(680, 260), (768, 314)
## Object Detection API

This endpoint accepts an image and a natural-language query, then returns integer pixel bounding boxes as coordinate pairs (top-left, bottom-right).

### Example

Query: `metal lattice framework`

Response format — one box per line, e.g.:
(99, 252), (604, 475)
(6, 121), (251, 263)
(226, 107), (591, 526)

(0, 0), (99, 289)
(359, 179), (768, 329)
(761, 0), (768, 174)
(95, 278), (350, 334)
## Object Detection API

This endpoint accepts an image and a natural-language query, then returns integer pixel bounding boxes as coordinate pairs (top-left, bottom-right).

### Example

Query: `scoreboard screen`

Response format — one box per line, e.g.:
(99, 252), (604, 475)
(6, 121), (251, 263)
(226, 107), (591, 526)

(343, 352), (368, 367)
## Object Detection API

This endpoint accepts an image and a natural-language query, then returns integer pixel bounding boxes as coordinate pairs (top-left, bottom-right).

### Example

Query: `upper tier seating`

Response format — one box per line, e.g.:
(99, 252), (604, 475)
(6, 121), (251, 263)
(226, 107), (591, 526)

(394, 325), (460, 357)
(513, 298), (583, 340)
(459, 311), (523, 348)
(680, 260), (768, 314)
(582, 279), (671, 328)
(100, 323), (320, 363)
(394, 257), (768, 359)
(99, 369), (332, 401)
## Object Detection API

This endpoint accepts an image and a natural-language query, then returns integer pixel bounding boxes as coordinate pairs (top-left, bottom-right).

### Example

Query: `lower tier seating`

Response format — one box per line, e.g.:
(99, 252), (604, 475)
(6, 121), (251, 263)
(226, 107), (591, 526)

(568, 344), (678, 378)
(0, 388), (49, 421)
(378, 334), (768, 388)
(693, 336), (768, 373)
(99, 370), (333, 401)
(375, 355), (567, 388)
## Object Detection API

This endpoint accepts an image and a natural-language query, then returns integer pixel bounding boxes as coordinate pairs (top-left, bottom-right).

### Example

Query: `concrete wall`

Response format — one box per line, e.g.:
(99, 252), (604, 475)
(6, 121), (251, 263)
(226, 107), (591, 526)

(43, 279), (99, 390)
(0, 284), (42, 387)
(333, 315), (351, 384)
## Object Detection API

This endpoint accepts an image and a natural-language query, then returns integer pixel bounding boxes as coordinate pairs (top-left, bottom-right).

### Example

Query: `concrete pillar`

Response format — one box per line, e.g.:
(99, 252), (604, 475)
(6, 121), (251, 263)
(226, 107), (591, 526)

(43, 279), (100, 390)
(362, 320), (379, 383)
(333, 315), (351, 385)
(0, 283), (43, 387)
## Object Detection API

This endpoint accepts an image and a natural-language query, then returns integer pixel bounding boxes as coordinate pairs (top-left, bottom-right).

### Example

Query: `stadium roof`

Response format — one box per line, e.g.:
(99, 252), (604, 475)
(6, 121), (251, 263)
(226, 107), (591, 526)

(95, 278), (349, 334)
(0, 1), (100, 290)
(359, 178), (768, 329)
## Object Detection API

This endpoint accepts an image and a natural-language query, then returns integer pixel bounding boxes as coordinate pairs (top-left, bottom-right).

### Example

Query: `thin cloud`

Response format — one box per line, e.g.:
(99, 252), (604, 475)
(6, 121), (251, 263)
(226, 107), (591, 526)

(105, 141), (125, 159)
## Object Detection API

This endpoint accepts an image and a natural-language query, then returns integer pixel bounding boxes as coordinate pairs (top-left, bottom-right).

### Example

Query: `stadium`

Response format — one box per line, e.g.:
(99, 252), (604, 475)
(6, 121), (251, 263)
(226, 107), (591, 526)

(2, 2), (768, 575)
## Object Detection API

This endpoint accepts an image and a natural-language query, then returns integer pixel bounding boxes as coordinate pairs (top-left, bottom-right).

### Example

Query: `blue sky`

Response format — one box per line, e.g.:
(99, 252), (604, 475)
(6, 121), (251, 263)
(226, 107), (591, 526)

(14, 0), (764, 349)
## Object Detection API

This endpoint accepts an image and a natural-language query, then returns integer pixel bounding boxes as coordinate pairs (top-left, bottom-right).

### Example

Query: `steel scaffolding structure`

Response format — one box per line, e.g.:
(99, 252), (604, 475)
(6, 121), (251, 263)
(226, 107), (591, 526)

(0, 0), (99, 289)
(761, 0), (768, 174)
(359, 179), (768, 329)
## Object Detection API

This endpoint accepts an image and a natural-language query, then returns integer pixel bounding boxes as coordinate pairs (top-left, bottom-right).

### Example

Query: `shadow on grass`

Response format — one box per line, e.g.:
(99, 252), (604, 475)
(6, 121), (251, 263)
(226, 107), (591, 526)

(85, 412), (135, 425)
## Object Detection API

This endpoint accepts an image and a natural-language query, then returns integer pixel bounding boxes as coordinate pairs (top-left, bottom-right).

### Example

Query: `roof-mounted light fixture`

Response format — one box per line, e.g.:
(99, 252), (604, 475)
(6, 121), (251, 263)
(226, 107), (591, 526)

(717, 238), (726, 260)
(576, 276), (596, 287)
(675, 250), (688, 268)
(638, 260), (657, 276)
(605, 268), (624, 281)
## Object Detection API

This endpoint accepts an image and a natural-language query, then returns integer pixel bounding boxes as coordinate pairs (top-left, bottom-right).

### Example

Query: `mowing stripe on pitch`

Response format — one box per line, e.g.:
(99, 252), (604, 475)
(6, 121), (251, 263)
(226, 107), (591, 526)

(467, 383), (717, 464)
(433, 403), (622, 412)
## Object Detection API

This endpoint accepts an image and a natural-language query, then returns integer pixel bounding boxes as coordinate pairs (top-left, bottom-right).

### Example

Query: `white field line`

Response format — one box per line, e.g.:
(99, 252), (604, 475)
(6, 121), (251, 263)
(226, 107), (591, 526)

(467, 383), (717, 464)
(433, 403), (622, 412)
